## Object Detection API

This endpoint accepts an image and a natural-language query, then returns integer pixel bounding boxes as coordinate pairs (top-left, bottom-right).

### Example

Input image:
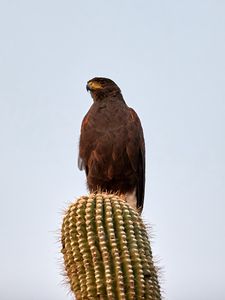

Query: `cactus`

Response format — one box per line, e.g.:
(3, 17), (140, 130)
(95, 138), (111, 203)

(61, 193), (161, 300)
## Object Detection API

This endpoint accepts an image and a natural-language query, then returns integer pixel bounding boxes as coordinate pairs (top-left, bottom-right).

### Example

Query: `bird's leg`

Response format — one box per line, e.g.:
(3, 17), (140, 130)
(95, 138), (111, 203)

(119, 189), (137, 211)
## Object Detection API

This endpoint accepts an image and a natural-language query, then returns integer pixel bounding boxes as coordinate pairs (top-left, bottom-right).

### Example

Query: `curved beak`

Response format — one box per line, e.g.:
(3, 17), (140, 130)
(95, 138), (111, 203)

(86, 83), (90, 92)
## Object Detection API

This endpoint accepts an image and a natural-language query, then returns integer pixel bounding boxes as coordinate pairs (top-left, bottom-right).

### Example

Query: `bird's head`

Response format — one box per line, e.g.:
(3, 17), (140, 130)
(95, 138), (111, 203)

(86, 77), (121, 101)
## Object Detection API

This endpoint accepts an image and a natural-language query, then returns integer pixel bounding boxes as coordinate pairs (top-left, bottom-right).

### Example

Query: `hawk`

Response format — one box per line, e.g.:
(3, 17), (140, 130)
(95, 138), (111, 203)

(78, 77), (145, 212)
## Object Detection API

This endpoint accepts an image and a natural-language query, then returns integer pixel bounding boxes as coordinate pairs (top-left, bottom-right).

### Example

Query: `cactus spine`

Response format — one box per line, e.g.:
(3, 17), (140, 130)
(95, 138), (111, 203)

(61, 193), (161, 299)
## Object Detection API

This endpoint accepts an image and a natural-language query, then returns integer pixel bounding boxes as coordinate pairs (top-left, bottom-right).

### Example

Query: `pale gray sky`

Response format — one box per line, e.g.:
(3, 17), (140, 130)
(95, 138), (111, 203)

(0, 1), (225, 299)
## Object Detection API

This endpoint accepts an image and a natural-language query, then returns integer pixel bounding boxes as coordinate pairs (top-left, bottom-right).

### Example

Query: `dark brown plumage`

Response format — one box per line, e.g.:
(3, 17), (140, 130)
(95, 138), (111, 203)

(78, 77), (145, 212)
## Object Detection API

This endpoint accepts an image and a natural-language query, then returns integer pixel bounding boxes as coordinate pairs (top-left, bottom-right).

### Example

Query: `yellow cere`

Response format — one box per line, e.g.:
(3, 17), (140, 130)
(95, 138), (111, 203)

(88, 81), (103, 90)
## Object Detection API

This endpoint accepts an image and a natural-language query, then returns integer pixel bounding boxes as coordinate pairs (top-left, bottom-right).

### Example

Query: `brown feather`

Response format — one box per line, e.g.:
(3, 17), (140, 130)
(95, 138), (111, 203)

(78, 77), (145, 212)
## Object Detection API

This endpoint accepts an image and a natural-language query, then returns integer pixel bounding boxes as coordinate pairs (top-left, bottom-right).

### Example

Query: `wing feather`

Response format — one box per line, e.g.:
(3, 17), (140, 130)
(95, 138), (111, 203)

(127, 108), (145, 211)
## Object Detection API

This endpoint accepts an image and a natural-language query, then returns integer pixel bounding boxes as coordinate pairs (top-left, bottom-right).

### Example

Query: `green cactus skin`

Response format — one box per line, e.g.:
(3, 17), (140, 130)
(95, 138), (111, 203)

(61, 193), (161, 300)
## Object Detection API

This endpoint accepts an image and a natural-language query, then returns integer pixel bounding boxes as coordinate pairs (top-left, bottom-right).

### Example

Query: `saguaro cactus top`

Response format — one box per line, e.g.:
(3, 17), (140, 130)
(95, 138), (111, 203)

(61, 193), (161, 300)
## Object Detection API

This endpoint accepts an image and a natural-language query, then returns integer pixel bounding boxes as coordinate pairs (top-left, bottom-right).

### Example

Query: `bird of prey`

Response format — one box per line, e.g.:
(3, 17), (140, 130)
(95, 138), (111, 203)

(78, 77), (145, 213)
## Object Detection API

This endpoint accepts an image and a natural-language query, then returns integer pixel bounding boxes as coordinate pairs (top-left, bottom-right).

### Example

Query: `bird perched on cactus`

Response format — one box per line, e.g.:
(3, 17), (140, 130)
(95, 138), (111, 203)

(78, 77), (145, 213)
